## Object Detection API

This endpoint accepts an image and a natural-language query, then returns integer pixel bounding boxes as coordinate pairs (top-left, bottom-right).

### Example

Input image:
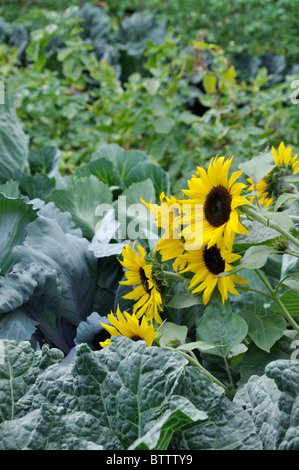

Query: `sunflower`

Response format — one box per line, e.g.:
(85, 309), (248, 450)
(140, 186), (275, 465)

(118, 241), (163, 324)
(99, 305), (157, 348)
(179, 238), (248, 305)
(141, 192), (186, 272)
(247, 142), (299, 207)
(181, 156), (249, 250)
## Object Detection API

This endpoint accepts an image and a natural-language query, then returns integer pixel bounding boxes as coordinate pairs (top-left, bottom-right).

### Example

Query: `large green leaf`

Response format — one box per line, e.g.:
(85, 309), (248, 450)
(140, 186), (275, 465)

(0, 308), (38, 342)
(169, 365), (262, 450)
(0, 337), (261, 450)
(75, 157), (124, 188)
(91, 144), (169, 198)
(238, 148), (275, 185)
(0, 339), (64, 423)
(0, 194), (37, 274)
(28, 147), (60, 177)
(48, 176), (113, 239)
(235, 359), (299, 450)
(16, 171), (55, 200)
(234, 270), (286, 352)
(32, 199), (82, 237)
(0, 264), (43, 314)
(0, 94), (29, 183)
(12, 216), (98, 327)
(196, 299), (248, 358)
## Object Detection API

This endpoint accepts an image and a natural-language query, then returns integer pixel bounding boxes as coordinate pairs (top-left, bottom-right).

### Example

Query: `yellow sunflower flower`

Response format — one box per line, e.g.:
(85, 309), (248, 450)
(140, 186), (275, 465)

(100, 305), (157, 348)
(179, 238), (248, 305)
(182, 156), (249, 250)
(247, 142), (299, 207)
(118, 241), (163, 324)
(141, 192), (186, 272)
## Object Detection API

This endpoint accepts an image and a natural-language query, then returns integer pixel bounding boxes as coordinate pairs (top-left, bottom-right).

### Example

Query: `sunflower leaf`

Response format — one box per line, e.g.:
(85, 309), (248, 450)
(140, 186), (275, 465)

(238, 148), (275, 185)
(196, 299), (248, 358)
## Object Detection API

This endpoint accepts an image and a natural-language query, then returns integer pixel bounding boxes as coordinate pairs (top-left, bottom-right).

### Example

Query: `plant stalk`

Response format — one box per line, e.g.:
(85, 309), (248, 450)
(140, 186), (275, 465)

(243, 206), (299, 249)
(175, 349), (233, 396)
(255, 269), (299, 333)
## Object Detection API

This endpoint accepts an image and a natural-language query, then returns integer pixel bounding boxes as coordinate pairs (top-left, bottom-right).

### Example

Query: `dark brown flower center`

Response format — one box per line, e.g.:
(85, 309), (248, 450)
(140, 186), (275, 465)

(139, 267), (152, 295)
(204, 185), (232, 227)
(130, 335), (143, 342)
(203, 245), (225, 275)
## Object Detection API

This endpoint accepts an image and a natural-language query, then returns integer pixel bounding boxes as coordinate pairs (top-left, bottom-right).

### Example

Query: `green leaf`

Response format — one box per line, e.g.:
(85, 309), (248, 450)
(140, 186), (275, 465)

(91, 144), (147, 185)
(0, 194), (37, 274)
(235, 359), (299, 450)
(234, 270), (286, 352)
(166, 290), (202, 309)
(196, 299), (248, 357)
(0, 337), (261, 450)
(240, 310), (286, 352)
(271, 289), (299, 317)
(234, 220), (280, 248)
(0, 94), (29, 184)
(32, 200), (82, 237)
(0, 265), (43, 314)
(156, 322), (188, 348)
(169, 365), (262, 450)
(153, 116), (175, 134)
(274, 192), (299, 211)
(282, 273), (299, 293)
(28, 147), (60, 177)
(128, 161), (169, 199)
(0, 181), (20, 198)
(12, 216), (98, 327)
(203, 73), (217, 94)
(130, 396), (208, 450)
(231, 245), (274, 275)
(48, 176), (113, 239)
(0, 309), (38, 342)
(75, 157), (123, 188)
(238, 148), (275, 185)
(237, 336), (293, 386)
(260, 210), (293, 230)
(176, 341), (221, 352)
(16, 171), (55, 200)
(0, 340), (64, 423)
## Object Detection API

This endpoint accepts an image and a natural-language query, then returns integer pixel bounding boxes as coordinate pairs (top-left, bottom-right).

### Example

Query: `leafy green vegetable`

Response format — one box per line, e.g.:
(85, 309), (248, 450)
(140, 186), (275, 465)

(0, 95), (29, 183)
(0, 337), (263, 450)
(235, 359), (299, 450)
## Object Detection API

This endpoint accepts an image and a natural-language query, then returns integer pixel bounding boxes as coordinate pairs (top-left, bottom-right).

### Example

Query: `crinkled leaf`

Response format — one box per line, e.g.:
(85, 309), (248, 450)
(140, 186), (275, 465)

(0, 339), (64, 423)
(169, 365), (262, 450)
(235, 359), (299, 450)
(0, 264), (43, 314)
(130, 396), (208, 450)
(0, 337), (261, 450)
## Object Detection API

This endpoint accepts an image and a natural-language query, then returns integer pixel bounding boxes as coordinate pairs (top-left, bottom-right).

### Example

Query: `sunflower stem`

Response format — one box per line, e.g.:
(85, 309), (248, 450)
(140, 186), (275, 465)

(224, 356), (236, 394)
(255, 269), (299, 333)
(238, 285), (273, 300)
(160, 270), (186, 283)
(243, 206), (299, 249)
(175, 349), (233, 396)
